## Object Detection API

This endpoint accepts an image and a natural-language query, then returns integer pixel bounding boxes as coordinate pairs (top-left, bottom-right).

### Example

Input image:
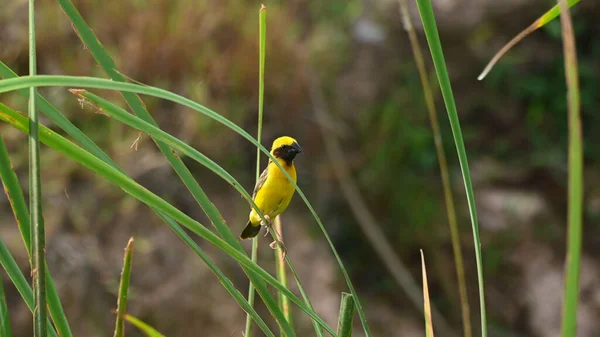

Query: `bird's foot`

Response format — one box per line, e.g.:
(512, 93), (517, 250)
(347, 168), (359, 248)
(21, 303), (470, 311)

(269, 240), (287, 260)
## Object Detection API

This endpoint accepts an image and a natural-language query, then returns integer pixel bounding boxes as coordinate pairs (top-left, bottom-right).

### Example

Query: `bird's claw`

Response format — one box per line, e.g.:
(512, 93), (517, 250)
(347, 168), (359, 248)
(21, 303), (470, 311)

(270, 240), (287, 260)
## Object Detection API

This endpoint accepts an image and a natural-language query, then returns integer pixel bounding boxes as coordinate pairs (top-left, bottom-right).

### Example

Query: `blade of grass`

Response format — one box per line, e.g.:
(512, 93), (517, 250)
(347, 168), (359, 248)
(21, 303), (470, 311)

(557, 1), (583, 337)
(55, 0), (295, 332)
(28, 0), (47, 335)
(397, 1), (471, 336)
(113, 238), (134, 337)
(245, 5), (267, 337)
(124, 314), (166, 337)
(477, 0), (581, 80)
(0, 269), (13, 337)
(336, 293), (354, 337)
(414, 1), (487, 337)
(421, 250), (434, 337)
(0, 61), (271, 337)
(0, 74), (367, 336)
(0, 103), (338, 337)
(0, 238), (58, 337)
(274, 216), (292, 332)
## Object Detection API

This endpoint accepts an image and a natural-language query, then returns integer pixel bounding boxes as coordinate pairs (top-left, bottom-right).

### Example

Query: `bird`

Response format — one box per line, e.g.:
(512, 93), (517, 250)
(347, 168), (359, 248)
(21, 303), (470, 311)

(240, 136), (302, 241)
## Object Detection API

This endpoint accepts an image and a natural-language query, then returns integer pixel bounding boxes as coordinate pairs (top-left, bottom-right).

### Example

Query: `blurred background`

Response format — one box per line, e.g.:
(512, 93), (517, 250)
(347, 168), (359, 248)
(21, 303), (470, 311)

(1, 0), (600, 336)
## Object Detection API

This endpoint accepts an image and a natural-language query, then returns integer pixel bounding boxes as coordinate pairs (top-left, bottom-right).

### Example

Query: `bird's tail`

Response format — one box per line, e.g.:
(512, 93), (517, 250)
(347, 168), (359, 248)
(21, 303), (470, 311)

(240, 221), (261, 240)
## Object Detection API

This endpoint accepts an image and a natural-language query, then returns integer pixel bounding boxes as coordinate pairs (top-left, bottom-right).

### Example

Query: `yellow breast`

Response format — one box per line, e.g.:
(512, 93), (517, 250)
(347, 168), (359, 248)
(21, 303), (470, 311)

(249, 159), (297, 225)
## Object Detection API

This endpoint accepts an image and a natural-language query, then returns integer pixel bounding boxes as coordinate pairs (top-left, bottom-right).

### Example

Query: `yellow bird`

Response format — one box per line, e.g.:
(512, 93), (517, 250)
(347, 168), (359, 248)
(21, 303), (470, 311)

(240, 136), (302, 240)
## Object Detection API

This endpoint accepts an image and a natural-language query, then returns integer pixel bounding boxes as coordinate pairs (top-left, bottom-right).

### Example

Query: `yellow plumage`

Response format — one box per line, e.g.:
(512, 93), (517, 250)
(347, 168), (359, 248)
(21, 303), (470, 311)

(240, 136), (302, 239)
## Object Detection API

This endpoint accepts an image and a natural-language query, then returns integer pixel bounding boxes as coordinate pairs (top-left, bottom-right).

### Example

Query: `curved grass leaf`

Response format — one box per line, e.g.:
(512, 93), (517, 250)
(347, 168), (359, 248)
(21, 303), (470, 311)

(0, 74), (369, 335)
(414, 1), (487, 337)
(0, 103), (337, 337)
(557, 1), (583, 336)
(113, 238), (134, 337)
(477, 0), (581, 80)
(0, 130), (72, 337)
(124, 314), (166, 337)
(0, 63), (277, 337)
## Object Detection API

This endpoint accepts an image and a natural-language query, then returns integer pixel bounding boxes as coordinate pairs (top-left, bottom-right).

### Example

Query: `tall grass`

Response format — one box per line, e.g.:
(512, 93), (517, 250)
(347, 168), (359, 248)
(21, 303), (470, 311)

(27, 0), (47, 336)
(245, 5), (267, 337)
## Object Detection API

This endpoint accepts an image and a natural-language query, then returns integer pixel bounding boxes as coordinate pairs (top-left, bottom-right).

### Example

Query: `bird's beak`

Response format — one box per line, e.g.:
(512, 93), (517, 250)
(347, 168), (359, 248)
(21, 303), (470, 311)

(292, 142), (302, 153)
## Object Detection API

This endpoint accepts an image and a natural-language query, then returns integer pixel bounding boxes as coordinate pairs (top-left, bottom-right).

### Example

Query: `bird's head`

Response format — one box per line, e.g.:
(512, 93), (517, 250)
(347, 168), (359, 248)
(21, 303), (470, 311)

(270, 136), (302, 164)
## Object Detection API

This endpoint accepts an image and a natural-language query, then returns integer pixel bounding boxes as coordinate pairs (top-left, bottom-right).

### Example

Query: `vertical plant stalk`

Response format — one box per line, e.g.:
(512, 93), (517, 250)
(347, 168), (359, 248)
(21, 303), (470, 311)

(336, 293), (355, 337)
(28, 0), (47, 336)
(274, 216), (292, 332)
(245, 5), (267, 337)
(557, 1), (582, 336)
(421, 250), (434, 337)
(113, 238), (134, 337)
(414, 1), (486, 336)
(397, 2), (471, 337)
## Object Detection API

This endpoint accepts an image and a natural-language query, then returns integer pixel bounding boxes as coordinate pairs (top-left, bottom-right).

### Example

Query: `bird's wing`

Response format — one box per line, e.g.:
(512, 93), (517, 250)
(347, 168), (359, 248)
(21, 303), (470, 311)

(252, 166), (269, 198)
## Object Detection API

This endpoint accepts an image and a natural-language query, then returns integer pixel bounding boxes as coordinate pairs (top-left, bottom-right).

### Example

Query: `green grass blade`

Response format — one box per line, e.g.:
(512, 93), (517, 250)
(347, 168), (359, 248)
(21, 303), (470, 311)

(0, 239), (59, 337)
(477, 0), (581, 80)
(113, 238), (134, 337)
(245, 5), (267, 337)
(0, 74), (366, 336)
(124, 314), (166, 337)
(28, 0), (47, 335)
(336, 293), (354, 337)
(55, 0), (294, 332)
(557, 1), (583, 336)
(421, 251), (434, 337)
(0, 103), (337, 337)
(397, 1), (471, 336)
(414, 1), (487, 337)
(0, 269), (13, 337)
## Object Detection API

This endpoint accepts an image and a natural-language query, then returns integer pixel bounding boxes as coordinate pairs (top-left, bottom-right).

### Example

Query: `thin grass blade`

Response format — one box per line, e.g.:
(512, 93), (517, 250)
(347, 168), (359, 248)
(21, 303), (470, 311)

(477, 0), (581, 80)
(113, 238), (134, 337)
(414, 1), (487, 336)
(0, 239), (59, 337)
(0, 103), (337, 337)
(245, 5), (267, 337)
(124, 314), (166, 337)
(397, 1), (470, 337)
(0, 269), (13, 337)
(27, 0), (47, 335)
(557, 1), (583, 336)
(420, 250), (434, 337)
